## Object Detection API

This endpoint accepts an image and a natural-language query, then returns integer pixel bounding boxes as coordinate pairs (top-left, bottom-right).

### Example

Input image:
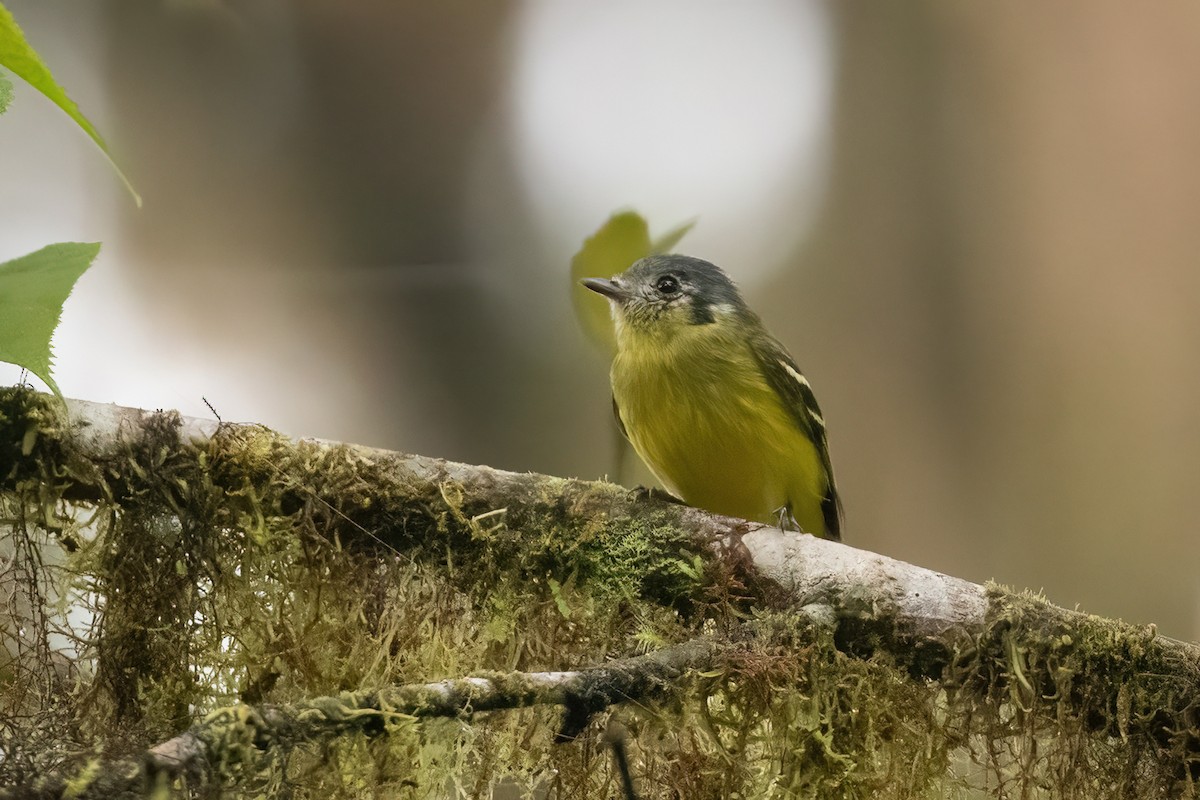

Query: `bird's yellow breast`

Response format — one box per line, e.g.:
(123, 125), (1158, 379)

(611, 320), (830, 536)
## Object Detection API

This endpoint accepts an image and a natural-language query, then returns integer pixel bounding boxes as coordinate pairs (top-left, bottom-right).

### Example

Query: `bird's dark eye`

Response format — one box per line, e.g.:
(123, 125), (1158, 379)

(655, 275), (680, 295)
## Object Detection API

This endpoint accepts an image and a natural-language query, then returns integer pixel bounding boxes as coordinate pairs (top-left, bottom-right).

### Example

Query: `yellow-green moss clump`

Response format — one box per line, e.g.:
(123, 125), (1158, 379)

(1, 385), (1198, 798)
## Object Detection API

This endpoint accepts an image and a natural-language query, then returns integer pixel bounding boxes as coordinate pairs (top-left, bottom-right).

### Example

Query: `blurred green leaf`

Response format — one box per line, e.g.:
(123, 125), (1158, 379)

(0, 69), (12, 114)
(571, 212), (649, 351)
(570, 210), (695, 352)
(0, 242), (100, 400)
(572, 211), (696, 483)
(0, 3), (140, 206)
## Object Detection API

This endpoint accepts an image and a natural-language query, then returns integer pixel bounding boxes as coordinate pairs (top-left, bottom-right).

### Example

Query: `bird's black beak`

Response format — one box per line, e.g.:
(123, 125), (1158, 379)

(581, 277), (631, 303)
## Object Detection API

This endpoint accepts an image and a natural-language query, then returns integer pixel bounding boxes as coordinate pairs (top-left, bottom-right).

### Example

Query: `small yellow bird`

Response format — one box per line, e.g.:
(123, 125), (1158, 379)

(583, 254), (841, 540)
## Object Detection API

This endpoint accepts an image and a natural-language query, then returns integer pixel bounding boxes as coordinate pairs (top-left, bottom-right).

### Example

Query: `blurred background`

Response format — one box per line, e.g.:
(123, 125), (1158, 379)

(2, 0), (1199, 638)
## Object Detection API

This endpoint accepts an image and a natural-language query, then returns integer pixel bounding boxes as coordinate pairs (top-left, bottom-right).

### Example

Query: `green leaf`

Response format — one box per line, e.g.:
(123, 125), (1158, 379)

(0, 4), (140, 206)
(0, 242), (100, 399)
(0, 68), (12, 114)
(546, 577), (572, 619)
(570, 211), (650, 351)
(571, 211), (696, 482)
(570, 211), (695, 352)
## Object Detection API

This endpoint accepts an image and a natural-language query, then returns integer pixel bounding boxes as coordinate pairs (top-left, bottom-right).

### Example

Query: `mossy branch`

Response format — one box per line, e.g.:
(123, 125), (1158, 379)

(3, 388), (1200, 797)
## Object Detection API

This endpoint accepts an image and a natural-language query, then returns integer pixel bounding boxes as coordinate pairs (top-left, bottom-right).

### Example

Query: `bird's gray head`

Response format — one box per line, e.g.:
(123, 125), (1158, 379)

(582, 254), (749, 336)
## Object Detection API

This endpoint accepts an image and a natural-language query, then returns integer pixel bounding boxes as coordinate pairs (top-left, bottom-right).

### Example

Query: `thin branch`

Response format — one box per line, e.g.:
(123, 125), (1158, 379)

(2, 639), (718, 800)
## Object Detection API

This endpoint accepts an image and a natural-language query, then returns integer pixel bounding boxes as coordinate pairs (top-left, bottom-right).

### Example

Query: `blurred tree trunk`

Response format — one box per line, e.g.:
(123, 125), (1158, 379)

(786, 1), (1200, 637)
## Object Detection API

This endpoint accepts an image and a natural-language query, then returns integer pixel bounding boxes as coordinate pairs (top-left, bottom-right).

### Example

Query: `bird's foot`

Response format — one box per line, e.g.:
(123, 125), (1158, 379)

(773, 505), (802, 533)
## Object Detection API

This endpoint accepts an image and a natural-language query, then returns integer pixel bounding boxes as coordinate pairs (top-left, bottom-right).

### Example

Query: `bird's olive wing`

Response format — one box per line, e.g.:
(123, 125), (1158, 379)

(612, 394), (629, 439)
(752, 337), (843, 541)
